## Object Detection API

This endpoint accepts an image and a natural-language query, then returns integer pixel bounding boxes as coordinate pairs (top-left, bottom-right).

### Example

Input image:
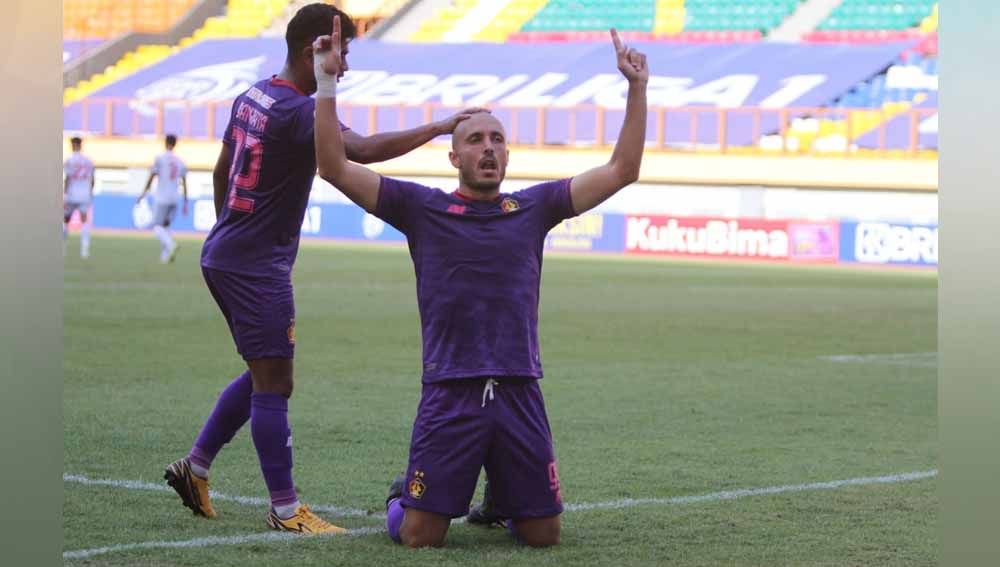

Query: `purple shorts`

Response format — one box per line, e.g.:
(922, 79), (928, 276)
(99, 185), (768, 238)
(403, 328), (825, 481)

(202, 266), (295, 360)
(400, 377), (563, 519)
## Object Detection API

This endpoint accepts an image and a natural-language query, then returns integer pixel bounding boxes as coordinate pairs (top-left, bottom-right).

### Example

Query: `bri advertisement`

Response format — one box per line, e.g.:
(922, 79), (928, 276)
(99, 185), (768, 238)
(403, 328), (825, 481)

(839, 221), (938, 267)
(64, 39), (913, 147)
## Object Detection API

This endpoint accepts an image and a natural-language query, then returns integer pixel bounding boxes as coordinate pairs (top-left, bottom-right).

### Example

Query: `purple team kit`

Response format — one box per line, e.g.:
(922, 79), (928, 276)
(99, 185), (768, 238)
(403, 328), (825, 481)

(201, 77), (346, 361)
(376, 176), (576, 518)
(202, 75), (574, 519)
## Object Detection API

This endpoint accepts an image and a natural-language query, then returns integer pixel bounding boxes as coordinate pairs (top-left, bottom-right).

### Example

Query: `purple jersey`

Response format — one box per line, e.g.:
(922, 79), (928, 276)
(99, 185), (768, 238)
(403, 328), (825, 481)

(201, 77), (346, 276)
(375, 176), (576, 383)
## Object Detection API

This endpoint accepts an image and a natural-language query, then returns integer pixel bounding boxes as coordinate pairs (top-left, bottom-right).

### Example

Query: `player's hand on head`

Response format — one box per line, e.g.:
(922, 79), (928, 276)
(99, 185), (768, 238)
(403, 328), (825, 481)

(438, 107), (491, 134)
(313, 15), (343, 77)
(610, 28), (649, 84)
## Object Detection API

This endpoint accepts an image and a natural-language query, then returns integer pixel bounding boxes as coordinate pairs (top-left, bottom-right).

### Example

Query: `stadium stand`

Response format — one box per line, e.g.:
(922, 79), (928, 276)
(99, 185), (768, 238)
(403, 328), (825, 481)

(816, 0), (934, 30)
(419, 0), (798, 42)
(64, 0), (199, 39)
(264, 0), (409, 36)
(64, 0), (938, 156)
(65, 0), (291, 105)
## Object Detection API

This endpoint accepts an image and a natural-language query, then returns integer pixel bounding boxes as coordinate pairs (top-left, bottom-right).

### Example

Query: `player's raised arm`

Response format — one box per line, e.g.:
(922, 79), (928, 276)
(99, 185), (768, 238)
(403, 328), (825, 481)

(569, 29), (648, 215)
(313, 16), (382, 212)
(342, 108), (487, 164)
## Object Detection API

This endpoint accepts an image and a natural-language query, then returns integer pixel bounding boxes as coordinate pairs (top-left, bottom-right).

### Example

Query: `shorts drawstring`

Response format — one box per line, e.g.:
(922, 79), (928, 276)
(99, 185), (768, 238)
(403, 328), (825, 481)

(481, 378), (497, 408)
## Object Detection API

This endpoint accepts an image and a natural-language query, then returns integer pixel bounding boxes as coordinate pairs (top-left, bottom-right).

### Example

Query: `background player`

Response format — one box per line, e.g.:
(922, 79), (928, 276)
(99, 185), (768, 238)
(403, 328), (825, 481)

(313, 19), (648, 547)
(164, 3), (485, 535)
(63, 136), (95, 258)
(136, 134), (188, 263)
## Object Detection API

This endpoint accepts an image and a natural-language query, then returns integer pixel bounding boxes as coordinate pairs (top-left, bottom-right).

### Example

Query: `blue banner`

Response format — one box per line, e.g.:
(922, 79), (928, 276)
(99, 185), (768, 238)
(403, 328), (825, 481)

(838, 220), (938, 266)
(856, 91), (937, 150)
(545, 213), (625, 253)
(64, 40), (103, 64)
(91, 194), (406, 243)
(65, 39), (911, 147)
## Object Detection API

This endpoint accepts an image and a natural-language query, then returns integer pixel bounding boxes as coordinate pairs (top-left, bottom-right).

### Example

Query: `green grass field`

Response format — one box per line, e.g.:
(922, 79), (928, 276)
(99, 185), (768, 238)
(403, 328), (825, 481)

(63, 234), (938, 566)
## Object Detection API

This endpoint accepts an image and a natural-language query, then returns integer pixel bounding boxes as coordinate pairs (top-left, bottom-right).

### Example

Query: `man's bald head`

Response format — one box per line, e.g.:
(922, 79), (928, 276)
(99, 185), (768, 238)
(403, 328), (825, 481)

(452, 113), (507, 150)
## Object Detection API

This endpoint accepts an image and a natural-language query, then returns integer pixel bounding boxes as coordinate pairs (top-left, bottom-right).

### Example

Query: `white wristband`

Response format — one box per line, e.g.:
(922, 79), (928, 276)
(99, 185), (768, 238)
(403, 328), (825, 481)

(313, 55), (338, 98)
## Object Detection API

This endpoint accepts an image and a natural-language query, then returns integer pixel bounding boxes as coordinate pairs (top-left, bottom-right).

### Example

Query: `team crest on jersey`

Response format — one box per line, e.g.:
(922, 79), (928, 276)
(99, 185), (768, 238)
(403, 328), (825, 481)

(408, 470), (426, 499)
(287, 319), (296, 345)
(501, 198), (519, 213)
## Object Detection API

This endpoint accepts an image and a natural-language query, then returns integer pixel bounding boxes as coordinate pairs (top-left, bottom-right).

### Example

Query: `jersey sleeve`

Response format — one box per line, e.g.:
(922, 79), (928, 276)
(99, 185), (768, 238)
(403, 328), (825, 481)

(518, 178), (576, 231)
(374, 176), (436, 235)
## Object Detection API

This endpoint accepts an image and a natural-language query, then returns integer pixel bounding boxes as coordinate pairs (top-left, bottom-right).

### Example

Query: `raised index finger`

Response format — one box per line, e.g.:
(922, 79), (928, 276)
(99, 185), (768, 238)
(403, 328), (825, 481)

(332, 15), (341, 46)
(610, 28), (624, 54)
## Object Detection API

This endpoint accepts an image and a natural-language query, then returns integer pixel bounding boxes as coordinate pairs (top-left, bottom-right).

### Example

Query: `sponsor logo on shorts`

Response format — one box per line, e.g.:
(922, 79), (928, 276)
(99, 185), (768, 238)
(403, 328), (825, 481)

(287, 319), (296, 345)
(408, 470), (426, 500)
(548, 461), (562, 504)
(501, 198), (520, 213)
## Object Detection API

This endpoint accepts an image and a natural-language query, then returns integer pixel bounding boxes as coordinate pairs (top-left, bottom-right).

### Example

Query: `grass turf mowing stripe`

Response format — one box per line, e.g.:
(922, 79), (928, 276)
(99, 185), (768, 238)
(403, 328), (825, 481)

(64, 469), (937, 559)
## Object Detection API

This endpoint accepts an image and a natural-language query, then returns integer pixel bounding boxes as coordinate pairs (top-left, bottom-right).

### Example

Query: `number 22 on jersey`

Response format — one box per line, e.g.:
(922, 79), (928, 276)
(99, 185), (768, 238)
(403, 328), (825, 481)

(227, 126), (262, 214)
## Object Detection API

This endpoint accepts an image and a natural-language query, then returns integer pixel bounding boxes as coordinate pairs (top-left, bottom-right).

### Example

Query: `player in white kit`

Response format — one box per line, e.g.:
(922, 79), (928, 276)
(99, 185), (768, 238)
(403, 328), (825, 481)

(137, 134), (189, 263)
(64, 136), (95, 258)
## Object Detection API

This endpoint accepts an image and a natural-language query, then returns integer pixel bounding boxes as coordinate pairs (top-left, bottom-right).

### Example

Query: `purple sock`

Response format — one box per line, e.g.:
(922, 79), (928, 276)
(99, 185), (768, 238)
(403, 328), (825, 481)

(250, 392), (297, 509)
(189, 371), (253, 471)
(386, 498), (405, 544)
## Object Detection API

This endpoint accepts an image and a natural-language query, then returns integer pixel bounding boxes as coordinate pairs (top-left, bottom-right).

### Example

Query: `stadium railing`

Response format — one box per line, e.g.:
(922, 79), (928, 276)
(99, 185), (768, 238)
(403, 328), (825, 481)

(67, 97), (938, 157)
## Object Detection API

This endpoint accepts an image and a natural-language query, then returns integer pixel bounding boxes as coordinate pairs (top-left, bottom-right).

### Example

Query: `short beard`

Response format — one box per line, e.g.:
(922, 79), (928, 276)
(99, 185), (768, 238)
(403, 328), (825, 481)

(460, 169), (502, 193)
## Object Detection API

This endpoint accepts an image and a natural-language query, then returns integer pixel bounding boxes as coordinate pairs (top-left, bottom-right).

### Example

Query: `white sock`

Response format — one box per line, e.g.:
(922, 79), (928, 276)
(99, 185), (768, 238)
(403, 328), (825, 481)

(189, 462), (210, 479)
(153, 225), (174, 251)
(80, 225), (90, 256)
(274, 500), (302, 520)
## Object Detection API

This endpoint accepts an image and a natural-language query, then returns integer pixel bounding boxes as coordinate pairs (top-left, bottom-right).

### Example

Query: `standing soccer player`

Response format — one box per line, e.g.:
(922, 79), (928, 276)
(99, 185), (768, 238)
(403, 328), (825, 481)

(63, 136), (95, 258)
(136, 134), (188, 263)
(164, 3), (484, 534)
(314, 20), (648, 547)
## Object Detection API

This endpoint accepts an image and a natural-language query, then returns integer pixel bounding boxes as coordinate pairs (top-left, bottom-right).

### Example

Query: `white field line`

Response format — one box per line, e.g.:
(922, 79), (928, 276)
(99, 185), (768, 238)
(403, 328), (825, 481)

(562, 469), (937, 512)
(62, 473), (379, 519)
(64, 469), (937, 560)
(62, 526), (386, 560)
(818, 352), (937, 367)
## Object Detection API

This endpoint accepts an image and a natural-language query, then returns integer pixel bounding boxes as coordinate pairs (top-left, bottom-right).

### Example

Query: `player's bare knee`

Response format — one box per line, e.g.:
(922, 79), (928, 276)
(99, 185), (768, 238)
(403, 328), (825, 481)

(399, 523), (446, 548)
(515, 517), (560, 547)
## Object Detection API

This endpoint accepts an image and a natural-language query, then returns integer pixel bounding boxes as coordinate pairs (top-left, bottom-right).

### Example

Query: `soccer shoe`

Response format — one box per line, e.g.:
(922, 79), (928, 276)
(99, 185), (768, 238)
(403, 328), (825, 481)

(467, 480), (506, 527)
(386, 472), (405, 509)
(167, 243), (179, 263)
(266, 504), (347, 535)
(164, 458), (217, 518)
